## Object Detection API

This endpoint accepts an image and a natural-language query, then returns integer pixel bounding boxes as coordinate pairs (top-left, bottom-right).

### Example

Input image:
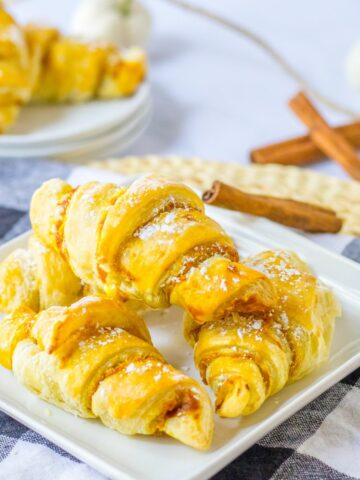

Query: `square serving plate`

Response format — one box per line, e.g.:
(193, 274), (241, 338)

(0, 203), (359, 480)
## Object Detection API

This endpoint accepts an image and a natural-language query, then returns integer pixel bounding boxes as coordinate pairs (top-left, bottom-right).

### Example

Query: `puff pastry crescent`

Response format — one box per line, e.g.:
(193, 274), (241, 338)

(0, 235), (82, 313)
(0, 7), (146, 132)
(0, 296), (213, 449)
(30, 175), (277, 323)
(184, 250), (341, 417)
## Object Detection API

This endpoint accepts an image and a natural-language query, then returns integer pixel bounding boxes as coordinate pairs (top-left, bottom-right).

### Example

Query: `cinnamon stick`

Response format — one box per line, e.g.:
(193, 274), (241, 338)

(289, 91), (360, 180)
(203, 180), (343, 233)
(250, 120), (360, 166)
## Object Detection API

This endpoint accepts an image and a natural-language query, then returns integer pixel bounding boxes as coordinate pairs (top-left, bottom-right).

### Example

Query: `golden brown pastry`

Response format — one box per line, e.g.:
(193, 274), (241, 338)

(22, 24), (59, 94)
(184, 250), (341, 417)
(31, 36), (108, 103)
(0, 235), (82, 313)
(0, 296), (213, 449)
(0, 305), (34, 370)
(0, 105), (19, 133)
(30, 37), (146, 103)
(0, 7), (146, 132)
(0, 9), (30, 103)
(30, 175), (277, 324)
(97, 46), (147, 99)
(1, 174), (340, 428)
(0, 8), (31, 131)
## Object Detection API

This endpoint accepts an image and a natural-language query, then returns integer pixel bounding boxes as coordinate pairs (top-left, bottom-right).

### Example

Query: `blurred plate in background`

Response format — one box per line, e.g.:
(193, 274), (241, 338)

(0, 83), (151, 159)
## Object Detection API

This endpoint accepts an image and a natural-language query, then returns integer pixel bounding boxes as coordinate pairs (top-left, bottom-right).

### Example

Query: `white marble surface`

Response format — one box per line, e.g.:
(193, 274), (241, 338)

(11, 0), (360, 179)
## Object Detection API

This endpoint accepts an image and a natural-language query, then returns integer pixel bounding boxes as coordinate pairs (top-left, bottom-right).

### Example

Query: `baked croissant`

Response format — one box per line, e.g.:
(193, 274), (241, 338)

(0, 235), (83, 313)
(0, 8), (31, 131)
(30, 35), (146, 104)
(0, 235), (146, 314)
(184, 250), (340, 417)
(0, 296), (213, 449)
(0, 7), (146, 132)
(30, 175), (277, 324)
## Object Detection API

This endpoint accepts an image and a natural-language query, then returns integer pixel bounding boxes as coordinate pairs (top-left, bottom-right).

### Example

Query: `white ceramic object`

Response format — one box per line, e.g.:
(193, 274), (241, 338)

(0, 202), (359, 480)
(70, 0), (151, 48)
(346, 40), (360, 92)
(0, 98), (152, 159)
(56, 105), (152, 162)
(0, 83), (150, 146)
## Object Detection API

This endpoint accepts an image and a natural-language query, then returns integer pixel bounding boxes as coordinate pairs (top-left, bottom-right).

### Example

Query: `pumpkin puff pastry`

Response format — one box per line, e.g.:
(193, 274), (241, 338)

(184, 250), (341, 417)
(0, 7), (146, 132)
(0, 234), (146, 314)
(0, 235), (83, 313)
(30, 39), (146, 103)
(0, 9), (30, 103)
(0, 8), (31, 131)
(30, 175), (277, 324)
(0, 296), (213, 450)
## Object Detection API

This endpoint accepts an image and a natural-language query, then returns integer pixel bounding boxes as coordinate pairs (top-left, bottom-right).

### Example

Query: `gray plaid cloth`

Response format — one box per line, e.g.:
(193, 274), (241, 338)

(0, 158), (359, 480)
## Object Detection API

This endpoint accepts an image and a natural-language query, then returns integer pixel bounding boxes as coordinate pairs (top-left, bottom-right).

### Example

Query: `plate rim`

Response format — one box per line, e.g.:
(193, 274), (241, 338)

(0, 99), (152, 158)
(0, 83), (150, 146)
(54, 106), (152, 163)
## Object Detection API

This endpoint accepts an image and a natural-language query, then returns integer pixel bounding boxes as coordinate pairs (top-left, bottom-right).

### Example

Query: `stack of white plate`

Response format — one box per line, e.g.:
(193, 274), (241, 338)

(0, 83), (151, 161)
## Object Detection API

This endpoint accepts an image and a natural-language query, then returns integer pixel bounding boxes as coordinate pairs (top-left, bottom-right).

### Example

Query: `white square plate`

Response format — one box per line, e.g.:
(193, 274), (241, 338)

(0, 205), (359, 480)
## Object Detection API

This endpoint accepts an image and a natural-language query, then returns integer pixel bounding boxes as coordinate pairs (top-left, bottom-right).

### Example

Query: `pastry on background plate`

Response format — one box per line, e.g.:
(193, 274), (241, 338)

(0, 6), (146, 132)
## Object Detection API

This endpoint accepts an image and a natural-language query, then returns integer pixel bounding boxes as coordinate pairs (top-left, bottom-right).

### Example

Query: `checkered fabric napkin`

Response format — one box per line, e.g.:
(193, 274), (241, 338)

(0, 158), (359, 480)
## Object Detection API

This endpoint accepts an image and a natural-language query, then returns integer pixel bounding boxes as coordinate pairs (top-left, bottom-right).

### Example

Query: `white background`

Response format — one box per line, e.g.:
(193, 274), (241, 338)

(11, 0), (360, 180)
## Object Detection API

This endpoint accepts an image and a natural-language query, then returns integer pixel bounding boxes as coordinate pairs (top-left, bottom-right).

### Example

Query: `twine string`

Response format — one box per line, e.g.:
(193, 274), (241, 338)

(160, 0), (358, 118)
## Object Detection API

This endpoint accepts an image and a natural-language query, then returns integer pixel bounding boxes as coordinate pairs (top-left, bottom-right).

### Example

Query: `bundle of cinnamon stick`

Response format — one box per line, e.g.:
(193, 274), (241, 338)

(251, 121), (360, 167)
(251, 91), (360, 181)
(202, 91), (360, 233)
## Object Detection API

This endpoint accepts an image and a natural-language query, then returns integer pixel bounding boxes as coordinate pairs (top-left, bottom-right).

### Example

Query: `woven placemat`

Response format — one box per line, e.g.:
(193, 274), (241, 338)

(90, 155), (360, 236)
